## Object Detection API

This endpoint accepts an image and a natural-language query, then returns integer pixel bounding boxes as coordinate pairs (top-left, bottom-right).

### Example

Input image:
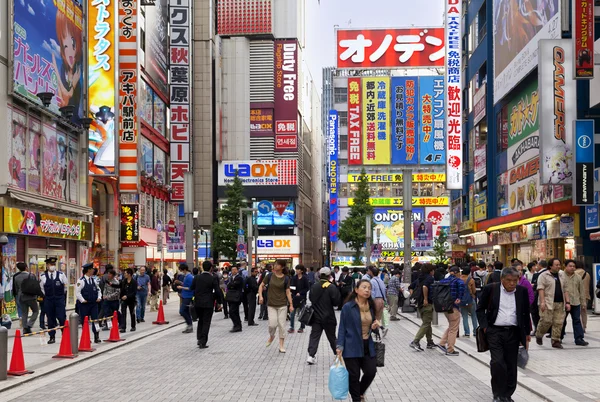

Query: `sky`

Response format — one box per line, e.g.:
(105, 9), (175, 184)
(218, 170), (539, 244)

(303, 0), (445, 91)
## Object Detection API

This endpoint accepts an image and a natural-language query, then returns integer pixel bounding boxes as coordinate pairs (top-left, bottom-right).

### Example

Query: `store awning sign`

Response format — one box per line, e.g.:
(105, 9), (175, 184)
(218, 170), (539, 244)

(574, 120), (595, 205)
(585, 205), (599, 230)
(3, 208), (92, 241)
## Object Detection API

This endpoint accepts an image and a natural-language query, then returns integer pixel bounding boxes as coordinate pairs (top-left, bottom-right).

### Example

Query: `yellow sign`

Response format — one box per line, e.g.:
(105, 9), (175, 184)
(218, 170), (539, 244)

(362, 77), (390, 165)
(347, 173), (446, 183)
(348, 197), (449, 207)
(4, 208), (92, 241)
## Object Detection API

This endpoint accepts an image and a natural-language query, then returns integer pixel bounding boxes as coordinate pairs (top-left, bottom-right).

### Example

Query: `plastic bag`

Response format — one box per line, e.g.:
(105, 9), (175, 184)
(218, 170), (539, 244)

(328, 356), (349, 400)
(382, 308), (390, 328)
(517, 347), (529, 369)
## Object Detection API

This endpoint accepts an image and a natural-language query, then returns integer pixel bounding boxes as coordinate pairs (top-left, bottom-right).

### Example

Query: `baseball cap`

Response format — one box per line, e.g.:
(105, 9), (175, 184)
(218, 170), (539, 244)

(319, 267), (331, 277)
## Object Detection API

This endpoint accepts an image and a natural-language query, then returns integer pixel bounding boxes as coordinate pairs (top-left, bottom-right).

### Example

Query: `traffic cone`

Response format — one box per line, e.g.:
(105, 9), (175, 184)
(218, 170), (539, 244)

(53, 320), (76, 359)
(104, 312), (124, 342)
(152, 300), (169, 325)
(7, 330), (34, 376)
(78, 316), (96, 352)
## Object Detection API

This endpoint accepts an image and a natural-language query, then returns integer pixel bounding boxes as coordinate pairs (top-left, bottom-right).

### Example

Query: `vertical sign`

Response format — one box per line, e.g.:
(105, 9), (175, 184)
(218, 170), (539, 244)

(118, 0), (138, 192)
(574, 120), (595, 205)
(274, 40), (298, 151)
(574, 0), (594, 79)
(120, 204), (140, 242)
(362, 77), (391, 165)
(445, 0), (463, 189)
(539, 40), (576, 185)
(391, 77), (418, 164)
(347, 77), (362, 165)
(169, 0), (192, 201)
(328, 111), (339, 242)
(419, 76), (446, 164)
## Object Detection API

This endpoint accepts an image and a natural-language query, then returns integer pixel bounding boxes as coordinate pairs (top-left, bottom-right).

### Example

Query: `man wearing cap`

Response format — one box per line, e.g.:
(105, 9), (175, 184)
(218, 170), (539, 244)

(39, 257), (68, 344)
(76, 263), (102, 343)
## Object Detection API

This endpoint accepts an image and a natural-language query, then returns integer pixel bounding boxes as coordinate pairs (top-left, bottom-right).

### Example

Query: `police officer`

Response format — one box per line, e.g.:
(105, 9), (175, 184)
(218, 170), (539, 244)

(39, 257), (68, 344)
(76, 263), (102, 343)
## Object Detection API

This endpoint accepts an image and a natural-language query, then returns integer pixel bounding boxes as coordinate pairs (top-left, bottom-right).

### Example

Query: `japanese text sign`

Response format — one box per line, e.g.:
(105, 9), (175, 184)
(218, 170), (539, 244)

(169, 0), (192, 201)
(120, 204), (140, 243)
(362, 77), (390, 165)
(118, 0), (139, 193)
(4, 208), (92, 242)
(391, 77), (418, 164)
(250, 108), (274, 136)
(419, 76), (446, 164)
(347, 77), (362, 165)
(347, 173), (446, 183)
(336, 28), (445, 69)
(348, 197), (450, 207)
(445, 0), (463, 190)
(274, 39), (298, 152)
(574, 0), (594, 79)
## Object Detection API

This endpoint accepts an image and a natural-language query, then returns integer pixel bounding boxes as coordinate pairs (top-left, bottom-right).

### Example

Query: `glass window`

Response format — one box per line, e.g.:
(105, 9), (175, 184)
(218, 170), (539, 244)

(9, 108), (27, 190)
(28, 118), (42, 194)
(153, 92), (166, 137)
(141, 137), (154, 175)
(154, 148), (166, 184)
(340, 135), (348, 151)
(334, 87), (347, 104)
(338, 111), (348, 127)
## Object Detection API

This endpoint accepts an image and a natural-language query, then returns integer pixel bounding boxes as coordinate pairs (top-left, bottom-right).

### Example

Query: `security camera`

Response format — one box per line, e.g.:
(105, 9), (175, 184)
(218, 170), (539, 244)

(0, 235), (9, 246)
(36, 92), (54, 108)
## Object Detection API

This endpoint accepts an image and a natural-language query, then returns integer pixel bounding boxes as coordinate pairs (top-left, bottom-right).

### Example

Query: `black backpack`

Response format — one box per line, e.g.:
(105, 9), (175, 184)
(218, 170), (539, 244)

(472, 275), (483, 291)
(21, 274), (44, 297)
(409, 279), (425, 307)
(432, 279), (456, 313)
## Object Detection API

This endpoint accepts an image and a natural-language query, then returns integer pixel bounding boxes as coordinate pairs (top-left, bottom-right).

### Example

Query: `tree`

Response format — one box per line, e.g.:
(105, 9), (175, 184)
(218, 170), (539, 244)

(212, 172), (247, 262)
(428, 227), (450, 265)
(338, 169), (374, 265)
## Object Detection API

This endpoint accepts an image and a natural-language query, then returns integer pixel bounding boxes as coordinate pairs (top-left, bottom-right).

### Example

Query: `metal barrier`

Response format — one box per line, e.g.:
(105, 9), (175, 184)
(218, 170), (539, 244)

(0, 326), (7, 381)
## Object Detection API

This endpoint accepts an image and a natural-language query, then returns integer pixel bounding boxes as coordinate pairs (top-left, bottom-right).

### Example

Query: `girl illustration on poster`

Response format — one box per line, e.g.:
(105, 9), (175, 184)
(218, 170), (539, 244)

(415, 222), (428, 241)
(28, 133), (41, 193)
(19, 210), (39, 235)
(8, 123), (26, 189)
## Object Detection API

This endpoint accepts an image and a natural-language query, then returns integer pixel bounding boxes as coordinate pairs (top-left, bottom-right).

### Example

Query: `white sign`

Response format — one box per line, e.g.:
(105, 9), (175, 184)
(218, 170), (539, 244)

(256, 236), (300, 254)
(445, 0), (463, 190)
(218, 160), (298, 186)
(473, 83), (486, 125)
(473, 145), (487, 181)
(539, 40), (576, 185)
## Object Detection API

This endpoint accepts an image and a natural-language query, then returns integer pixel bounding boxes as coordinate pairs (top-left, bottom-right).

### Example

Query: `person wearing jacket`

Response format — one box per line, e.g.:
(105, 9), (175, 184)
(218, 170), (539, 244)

(227, 265), (244, 333)
(119, 268), (137, 333)
(150, 269), (161, 311)
(438, 266), (465, 356)
(101, 269), (121, 331)
(338, 266), (355, 310)
(161, 269), (172, 305)
(246, 267), (259, 326)
(306, 267), (341, 365)
(257, 265), (271, 321)
(289, 264), (310, 333)
(459, 266), (478, 337)
(12, 262), (39, 335)
(336, 279), (381, 402)
(190, 260), (223, 348)
(76, 263), (102, 343)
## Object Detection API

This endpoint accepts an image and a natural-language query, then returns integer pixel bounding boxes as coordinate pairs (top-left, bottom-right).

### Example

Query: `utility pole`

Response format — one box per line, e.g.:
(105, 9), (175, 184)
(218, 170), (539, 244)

(402, 169), (412, 284)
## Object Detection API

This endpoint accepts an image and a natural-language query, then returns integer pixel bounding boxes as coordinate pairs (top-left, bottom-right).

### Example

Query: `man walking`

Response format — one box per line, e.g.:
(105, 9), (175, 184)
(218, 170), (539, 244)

(408, 263), (437, 351)
(176, 263), (195, 334)
(227, 265), (244, 332)
(337, 267), (354, 310)
(257, 264), (271, 320)
(574, 261), (591, 331)
(101, 269), (121, 331)
(438, 266), (465, 356)
(530, 259), (548, 331)
(477, 267), (531, 402)
(40, 257), (68, 344)
(162, 269), (172, 305)
(535, 258), (567, 348)
(135, 266), (151, 323)
(246, 267), (259, 326)
(306, 267), (341, 365)
(12, 262), (40, 334)
(76, 263), (102, 343)
(561, 259), (588, 346)
(386, 269), (403, 321)
(191, 261), (223, 348)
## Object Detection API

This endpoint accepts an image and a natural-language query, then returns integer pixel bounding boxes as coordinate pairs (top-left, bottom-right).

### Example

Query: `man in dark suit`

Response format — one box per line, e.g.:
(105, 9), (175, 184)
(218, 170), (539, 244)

(190, 260), (223, 348)
(477, 267), (531, 402)
(226, 265), (244, 332)
(337, 267), (354, 309)
(246, 267), (259, 326)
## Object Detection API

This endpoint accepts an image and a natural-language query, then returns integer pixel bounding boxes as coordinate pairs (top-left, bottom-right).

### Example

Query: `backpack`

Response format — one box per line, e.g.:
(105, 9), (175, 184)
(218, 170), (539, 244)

(460, 277), (474, 306)
(432, 278), (456, 313)
(21, 274), (44, 297)
(472, 274), (483, 291)
(409, 279), (425, 307)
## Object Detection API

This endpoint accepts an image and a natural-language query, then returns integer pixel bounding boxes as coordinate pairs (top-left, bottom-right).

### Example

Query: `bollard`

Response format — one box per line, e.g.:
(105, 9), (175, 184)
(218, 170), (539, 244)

(432, 310), (439, 326)
(0, 326), (8, 381)
(69, 313), (79, 356)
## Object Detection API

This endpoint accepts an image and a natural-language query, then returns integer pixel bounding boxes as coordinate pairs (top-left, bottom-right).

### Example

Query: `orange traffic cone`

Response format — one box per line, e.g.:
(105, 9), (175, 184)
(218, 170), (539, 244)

(53, 319), (76, 359)
(152, 300), (169, 325)
(104, 312), (124, 342)
(7, 330), (34, 376)
(78, 316), (96, 352)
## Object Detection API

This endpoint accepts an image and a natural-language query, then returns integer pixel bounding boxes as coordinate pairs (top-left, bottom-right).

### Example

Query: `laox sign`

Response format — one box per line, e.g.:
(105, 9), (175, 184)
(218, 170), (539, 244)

(224, 163), (277, 177)
(257, 239), (291, 248)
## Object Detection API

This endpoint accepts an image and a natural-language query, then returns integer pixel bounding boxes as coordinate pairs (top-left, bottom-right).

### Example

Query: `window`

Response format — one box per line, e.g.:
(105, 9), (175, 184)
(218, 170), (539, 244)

(334, 87), (347, 104)
(140, 80), (167, 137)
(340, 135), (348, 151)
(338, 111), (348, 127)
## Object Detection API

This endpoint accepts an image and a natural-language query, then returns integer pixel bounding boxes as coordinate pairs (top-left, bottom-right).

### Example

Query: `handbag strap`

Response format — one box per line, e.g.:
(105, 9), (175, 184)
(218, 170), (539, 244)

(312, 282), (329, 306)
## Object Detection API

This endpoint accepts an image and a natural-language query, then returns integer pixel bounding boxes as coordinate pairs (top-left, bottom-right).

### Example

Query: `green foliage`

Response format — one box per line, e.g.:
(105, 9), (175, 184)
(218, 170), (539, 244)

(338, 169), (374, 265)
(212, 172), (247, 262)
(428, 227), (450, 265)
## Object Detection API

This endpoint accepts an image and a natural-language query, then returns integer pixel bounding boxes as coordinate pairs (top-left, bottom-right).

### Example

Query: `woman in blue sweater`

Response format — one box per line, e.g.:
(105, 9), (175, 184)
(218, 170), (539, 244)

(336, 279), (381, 402)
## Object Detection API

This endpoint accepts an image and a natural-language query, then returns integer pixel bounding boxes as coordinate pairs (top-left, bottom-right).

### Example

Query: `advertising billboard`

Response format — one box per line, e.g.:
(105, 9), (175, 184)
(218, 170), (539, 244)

(362, 77), (390, 165)
(169, 0), (192, 201)
(391, 77), (418, 164)
(250, 107), (274, 136)
(13, 0), (84, 120)
(347, 173), (446, 183)
(347, 77), (362, 165)
(4, 208), (92, 241)
(373, 208), (424, 250)
(445, 0), (463, 189)
(413, 221), (434, 250)
(474, 145), (487, 181)
(256, 236), (300, 255)
(574, 120), (595, 205)
(507, 79), (539, 170)
(253, 201), (295, 226)
(217, 0), (272, 36)
(120, 204), (140, 243)
(328, 111), (339, 242)
(493, 0), (560, 102)
(349, 197), (449, 207)
(539, 40), (576, 185)
(419, 76), (445, 164)
(336, 28), (445, 69)
(573, 0), (594, 78)
(274, 40), (298, 152)
(145, 0), (169, 95)
(218, 160), (297, 186)
(88, 0), (116, 176)
(425, 206), (451, 236)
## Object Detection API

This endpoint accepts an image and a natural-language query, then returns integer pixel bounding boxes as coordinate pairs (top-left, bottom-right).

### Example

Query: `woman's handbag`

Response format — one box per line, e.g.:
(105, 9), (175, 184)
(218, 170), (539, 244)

(299, 286), (327, 326)
(475, 326), (489, 352)
(373, 330), (385, 367)
(328, 356), (349, 400)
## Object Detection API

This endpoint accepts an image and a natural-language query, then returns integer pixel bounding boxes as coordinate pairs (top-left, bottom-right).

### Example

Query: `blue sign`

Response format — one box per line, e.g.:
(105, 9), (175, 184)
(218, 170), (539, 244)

(586, 205), (600, 230)
(237, 228), (245, 236)
(328, 110), (339, 242)
(391, 77), (418, 164)
(257, 200), (273, 215)
(419, 76), (445, 164)
(574, 120), (595, 205)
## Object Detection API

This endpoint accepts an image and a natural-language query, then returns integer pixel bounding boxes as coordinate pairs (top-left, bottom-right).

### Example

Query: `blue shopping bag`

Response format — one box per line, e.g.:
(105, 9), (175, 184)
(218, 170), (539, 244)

(328, 356), (349, 400)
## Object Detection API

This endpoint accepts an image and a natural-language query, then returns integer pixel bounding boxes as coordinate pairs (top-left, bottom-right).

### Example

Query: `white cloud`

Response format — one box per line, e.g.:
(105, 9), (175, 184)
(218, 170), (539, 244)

(40, 0), (45, 6)
(19, 0), (25, 6)
(42, 39), (60, 58)
(27, 4), (35, 15)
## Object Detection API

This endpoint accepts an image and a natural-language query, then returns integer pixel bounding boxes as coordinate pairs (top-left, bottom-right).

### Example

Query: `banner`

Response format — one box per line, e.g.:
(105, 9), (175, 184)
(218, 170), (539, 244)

(539, 40), (576, 185)
(413, 221), (434, 250)
(328, 111), (339, 242)
(372, 208), (424, 250)
(349, 197), (449, 207)
(474, 191), (487, 221)
(250, 108), (274, 136)
(574, 0), (594, 78)
(419, 76), (445, 164)
(391, 77), (418, 164)
(507, 157), (542, 214)
(445, 0), (463, 189)
(474, 145), (486, 181)
(167, 224), (185, 252)
(585, 205), (600, 230)
(362, 77), (390, 165)
(218, 160), (297, 186)
(169, 0), (192, 200)
(13, 0), (84, 120)
(347, 173), (446, 183)
(274, 39), (298, 151)
(88, 0), (116, 175)
(574, 120), (595, 205)
(347, 77), (362, 164)
(145, 0), (169, 95)
(4, 208), (92, 241)
(425, 207), (450, 237)
(120, 204), (140, 243)
(1, 236), (18, 319)
(507, 79), (540, 169)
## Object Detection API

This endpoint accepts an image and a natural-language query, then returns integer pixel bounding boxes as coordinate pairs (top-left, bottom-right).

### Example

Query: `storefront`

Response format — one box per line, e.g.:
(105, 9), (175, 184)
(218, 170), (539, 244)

(255, 236), (301, 269)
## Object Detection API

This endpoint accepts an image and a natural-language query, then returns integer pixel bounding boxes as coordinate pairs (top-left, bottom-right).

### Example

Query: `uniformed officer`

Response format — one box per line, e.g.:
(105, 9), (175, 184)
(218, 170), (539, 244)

(39, 257), (68, 344)
(76, 263), (102, 343)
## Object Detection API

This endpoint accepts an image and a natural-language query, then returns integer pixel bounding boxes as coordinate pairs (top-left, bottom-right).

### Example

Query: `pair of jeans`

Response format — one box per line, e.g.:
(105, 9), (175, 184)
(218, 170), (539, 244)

(345, 340), (377, 402)
(136, 292), (148, 320)
(440, 308), (461, 353)
(414, 304), (433, 343)
(289, 304), (305, 330)
(561, 304), (585, 342)
(179, 298), (193, 326)
(460, 303), (478, 336)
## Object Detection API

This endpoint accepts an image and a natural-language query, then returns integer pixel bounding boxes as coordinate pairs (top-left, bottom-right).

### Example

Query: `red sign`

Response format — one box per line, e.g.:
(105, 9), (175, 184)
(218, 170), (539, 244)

(216, 0), (272, 36)
(275, 120), (297, 134)
(574, 0), (594, 79)
(273, 201), (289, 216)
(336, 28), (445, 69)
(275, 134), (297, 151)
(274, 39), (298, 151)
(347, 77), (362, 164)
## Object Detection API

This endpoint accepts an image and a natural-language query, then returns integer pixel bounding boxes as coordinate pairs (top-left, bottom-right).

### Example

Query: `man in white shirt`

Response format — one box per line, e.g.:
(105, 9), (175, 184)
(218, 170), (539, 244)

(39, 257), (68, 344)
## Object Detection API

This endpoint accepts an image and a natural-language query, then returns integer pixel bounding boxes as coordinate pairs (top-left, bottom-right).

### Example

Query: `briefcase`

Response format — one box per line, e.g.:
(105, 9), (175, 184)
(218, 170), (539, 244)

(475, 326), (489, 353)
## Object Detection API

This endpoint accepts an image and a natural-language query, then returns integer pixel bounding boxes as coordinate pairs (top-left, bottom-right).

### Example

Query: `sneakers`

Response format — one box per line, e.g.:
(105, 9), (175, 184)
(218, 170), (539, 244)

(288, 328), (295, 333)
(445, 350), (460, 356)
(306, 355), (316, 365)
(182, 325), (193, 334)
(576, 340), (589, 346)
(382, 327), (389, 338)
(426, 342), (437, 349)
(409, 341), (424, 352)
(390, 316), (400, 321)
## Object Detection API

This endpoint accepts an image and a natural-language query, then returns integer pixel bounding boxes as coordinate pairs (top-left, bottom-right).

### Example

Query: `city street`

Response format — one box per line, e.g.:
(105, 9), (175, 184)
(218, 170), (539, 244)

(2, 306), (548, 402)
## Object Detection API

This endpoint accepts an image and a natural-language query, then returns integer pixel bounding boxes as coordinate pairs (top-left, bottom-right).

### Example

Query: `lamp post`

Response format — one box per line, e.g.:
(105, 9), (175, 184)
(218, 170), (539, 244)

(239, 207), (258, 264)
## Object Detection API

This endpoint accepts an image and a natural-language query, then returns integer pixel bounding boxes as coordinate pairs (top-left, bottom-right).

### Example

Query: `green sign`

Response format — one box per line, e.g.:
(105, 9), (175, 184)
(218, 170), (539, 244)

(507, 79), (539, 148)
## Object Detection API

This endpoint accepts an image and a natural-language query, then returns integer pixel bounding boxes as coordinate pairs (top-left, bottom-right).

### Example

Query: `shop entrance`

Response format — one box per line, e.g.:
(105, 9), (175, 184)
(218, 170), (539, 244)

(28, 249), (76, 306)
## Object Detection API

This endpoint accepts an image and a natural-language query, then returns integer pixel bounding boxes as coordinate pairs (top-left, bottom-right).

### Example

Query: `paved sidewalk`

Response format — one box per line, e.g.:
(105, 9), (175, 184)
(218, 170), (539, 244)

(398, 308), (600, 402)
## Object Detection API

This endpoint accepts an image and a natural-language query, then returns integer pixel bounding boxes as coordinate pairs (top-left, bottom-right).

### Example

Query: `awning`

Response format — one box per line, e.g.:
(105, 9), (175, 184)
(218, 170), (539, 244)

(8, 188), (94, 217)
(121, 239), (149, 247)
(478, 200), (579, 232)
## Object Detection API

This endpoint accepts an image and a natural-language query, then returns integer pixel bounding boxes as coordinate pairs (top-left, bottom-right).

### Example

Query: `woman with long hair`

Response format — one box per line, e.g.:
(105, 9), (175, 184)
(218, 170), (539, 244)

(337, 279), (380, 402)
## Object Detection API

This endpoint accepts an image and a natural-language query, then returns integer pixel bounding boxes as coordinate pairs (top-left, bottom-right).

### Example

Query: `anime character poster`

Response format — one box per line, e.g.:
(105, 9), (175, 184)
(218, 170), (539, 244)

(28, 119), (42, 193)
(42, 123), (64, 199)
(8, 108), (26, 190)
(13, 0), (84, 122)
(1, 236), (18, 319)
